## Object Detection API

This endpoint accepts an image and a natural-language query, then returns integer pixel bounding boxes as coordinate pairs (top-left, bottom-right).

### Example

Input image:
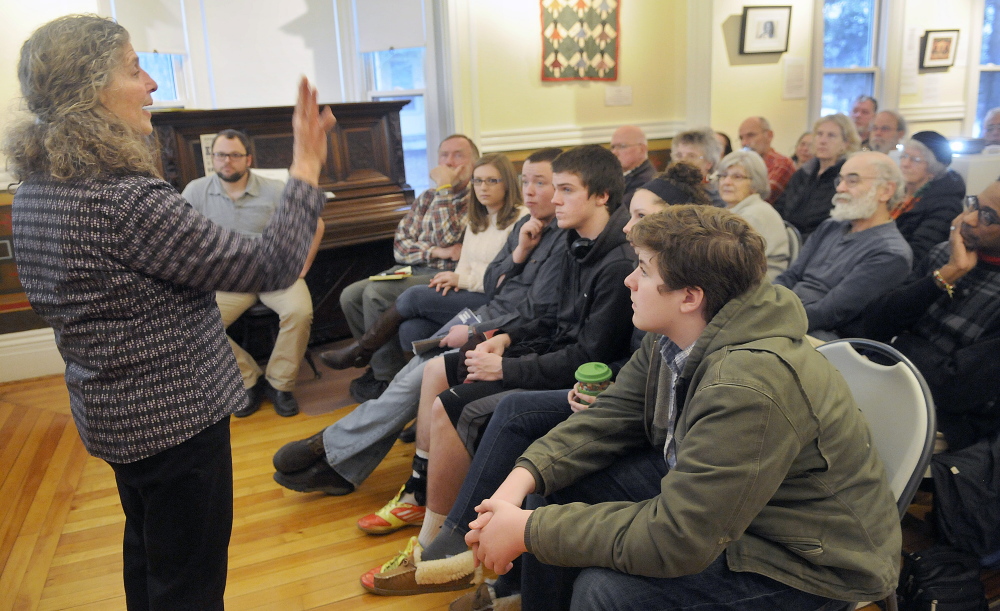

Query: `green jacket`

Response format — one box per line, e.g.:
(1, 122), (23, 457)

(517, 281), (901, 600)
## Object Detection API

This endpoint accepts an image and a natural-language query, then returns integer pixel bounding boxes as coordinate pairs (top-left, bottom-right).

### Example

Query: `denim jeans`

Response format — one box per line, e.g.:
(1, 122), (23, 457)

(395, 284), (490, 350)
(434, 389), (574, 547)
(520, 447), (840, 611)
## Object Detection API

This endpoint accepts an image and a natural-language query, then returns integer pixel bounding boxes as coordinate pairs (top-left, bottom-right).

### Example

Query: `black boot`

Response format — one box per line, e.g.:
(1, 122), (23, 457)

(319, 305), (404, 370)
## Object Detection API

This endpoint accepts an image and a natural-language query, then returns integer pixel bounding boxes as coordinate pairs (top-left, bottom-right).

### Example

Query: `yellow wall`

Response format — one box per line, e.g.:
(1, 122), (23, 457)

(710, 0), (815, 156)
(454, 0), (688, 151)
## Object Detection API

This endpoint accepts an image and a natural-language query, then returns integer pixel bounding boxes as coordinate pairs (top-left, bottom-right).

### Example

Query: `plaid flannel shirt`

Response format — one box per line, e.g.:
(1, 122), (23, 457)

(393, 184), (470, 270)
(13, 175), (324, 463)
(764, 148), (796, 204)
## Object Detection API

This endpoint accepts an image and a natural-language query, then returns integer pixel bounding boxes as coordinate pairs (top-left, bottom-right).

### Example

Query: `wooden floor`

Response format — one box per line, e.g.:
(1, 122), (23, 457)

(2, 358), (998, 611)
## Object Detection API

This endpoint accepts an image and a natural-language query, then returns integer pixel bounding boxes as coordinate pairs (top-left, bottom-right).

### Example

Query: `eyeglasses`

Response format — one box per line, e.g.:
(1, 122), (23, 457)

(716, 171), (750, 181)
(519, 176), (551, 189)
(212, 152), (247, 161)
(898, 153), (926, 163)
(833, 173), (879, 188)
(472, 177), (503, 187)
(673, 153), (705, 162)
(965, 195), (1000, 226)
(610, 143), (640, 151)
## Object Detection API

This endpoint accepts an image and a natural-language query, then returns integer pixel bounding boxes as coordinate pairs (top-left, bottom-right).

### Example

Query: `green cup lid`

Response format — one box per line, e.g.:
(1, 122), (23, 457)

(575, 362), (612, 383)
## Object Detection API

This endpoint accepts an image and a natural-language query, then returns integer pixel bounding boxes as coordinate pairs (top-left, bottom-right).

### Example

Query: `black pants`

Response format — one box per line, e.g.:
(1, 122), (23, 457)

(108, 417), (233, 611)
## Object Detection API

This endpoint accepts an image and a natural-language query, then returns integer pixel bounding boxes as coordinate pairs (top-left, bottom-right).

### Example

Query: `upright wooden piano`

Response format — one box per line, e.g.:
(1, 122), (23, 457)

(152, 100), (413, 345)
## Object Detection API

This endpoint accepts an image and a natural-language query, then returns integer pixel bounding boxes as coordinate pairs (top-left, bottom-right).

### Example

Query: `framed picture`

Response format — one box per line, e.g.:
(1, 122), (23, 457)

(921, 30), (959, 68)
(739, 6), (792, 55)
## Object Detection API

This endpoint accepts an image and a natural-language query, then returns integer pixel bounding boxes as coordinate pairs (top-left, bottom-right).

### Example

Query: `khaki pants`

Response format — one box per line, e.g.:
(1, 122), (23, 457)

(216, 278), (312, 392)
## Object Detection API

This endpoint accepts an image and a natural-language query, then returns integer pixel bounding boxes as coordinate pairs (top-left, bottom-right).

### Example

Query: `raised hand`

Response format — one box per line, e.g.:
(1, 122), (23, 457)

(290, 77), (336, 186)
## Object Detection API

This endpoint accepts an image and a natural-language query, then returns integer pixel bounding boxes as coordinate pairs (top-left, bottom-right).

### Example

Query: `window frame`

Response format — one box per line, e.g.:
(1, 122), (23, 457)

(810, 0), (885, 121)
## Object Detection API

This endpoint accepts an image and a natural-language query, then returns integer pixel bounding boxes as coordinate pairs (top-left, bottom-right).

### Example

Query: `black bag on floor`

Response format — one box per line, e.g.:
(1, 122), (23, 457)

(896, 545), (988, 611)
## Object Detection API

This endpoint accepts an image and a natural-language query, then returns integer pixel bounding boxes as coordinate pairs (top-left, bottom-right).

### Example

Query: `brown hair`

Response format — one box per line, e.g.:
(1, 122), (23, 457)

(3, 14), (160, 181)
(629, 205), (766, 321)
(467, 153), (524, 234)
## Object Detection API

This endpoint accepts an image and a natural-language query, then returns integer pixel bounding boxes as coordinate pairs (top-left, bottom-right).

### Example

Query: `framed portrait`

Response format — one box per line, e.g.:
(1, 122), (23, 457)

(739, 6), (792, 55)
(921, 30), (959, 69)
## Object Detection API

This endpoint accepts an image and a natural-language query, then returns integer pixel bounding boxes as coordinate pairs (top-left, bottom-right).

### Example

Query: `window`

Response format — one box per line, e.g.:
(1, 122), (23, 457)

(976, 0), (1000, 135)
(137, 52), (187, 108)
(820, 0), (879, 116)
(364, 47), (429, 194)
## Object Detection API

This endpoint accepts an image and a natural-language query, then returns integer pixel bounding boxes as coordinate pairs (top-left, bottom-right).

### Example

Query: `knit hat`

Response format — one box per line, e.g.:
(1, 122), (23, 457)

(910, 131), (952, 166)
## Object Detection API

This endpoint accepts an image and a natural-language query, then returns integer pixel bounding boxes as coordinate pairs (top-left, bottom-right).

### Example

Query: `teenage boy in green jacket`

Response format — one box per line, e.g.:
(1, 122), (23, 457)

(467, 206), (901, 610)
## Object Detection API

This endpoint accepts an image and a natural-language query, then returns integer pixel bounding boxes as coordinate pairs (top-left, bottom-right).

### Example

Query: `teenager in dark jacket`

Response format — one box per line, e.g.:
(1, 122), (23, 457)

(893, 131), (966, 267)
(774, 113), (860, 238)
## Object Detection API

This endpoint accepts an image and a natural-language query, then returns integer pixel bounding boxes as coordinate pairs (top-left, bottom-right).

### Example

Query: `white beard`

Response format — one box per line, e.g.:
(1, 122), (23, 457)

(830, 187), (880, 221)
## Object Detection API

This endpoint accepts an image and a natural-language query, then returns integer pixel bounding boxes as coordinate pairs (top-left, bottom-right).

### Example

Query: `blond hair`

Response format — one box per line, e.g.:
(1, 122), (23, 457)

(3, 14), (160, 181)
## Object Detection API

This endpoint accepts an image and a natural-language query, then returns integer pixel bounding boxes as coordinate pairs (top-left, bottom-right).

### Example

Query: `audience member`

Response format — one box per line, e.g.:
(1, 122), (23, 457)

(320, 135), (476, 401)
(465, 206), (901, 611)
(272, 148), (567, 497)
(357, 163), (707, 597)
(895, 131), (966, 266)
(775, 151), (912, 339)
(357, 146), (635, 593)
(851, 94), (878, 148)
(791, 131), (814, 170)
(716, 150), (791, 279)
(183, 130), (324, 418)
(324, 154), (526, 364)
(8, 15), (334, 609)
(715, 131), (733, 156)
(738, 116), (796, 203)
(982, 107), (1000, 146)
(869, 110), (907, 159)
(775, 113), (860, 237)
(670, 127), (725, 206)
(866, 181), (1000, 451)
(610, 125), (656, 209)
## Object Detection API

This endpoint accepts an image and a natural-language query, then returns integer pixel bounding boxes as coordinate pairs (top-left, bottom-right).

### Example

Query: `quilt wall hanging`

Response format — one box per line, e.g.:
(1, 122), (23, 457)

(541, 0), (619, 81)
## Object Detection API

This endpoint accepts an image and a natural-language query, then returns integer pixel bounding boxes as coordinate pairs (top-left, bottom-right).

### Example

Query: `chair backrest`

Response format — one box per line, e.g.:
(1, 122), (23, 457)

(784, 220), (802, 264)
(816, 339), (936, 517)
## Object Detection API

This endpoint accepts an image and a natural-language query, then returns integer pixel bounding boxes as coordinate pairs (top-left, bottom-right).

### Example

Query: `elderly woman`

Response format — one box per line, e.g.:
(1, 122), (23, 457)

(791, 131), (814, 170)
(670, 127), (726, 207)
(6, 15), (334, 609)
(775, 114), (861, 237)
(717, 151), (791, 280)
(894, 131), (966, 266)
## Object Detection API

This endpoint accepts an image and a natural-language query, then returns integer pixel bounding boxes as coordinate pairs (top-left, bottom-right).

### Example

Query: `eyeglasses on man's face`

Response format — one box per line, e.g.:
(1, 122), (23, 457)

(472, 177), (503, 187)
(833, 173), (878, 189)
(212, 152), (248, 161)
(610, 143), (641, 151)
(965, 196), (1000, 227)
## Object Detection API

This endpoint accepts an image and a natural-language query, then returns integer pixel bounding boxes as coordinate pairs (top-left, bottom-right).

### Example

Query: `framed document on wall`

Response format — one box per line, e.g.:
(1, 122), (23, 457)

(739, 6), (792, 55)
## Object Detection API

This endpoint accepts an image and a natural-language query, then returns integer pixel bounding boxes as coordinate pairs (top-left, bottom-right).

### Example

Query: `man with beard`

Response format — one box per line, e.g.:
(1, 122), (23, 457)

(774, 151), (912, 340)
(184, 129), (325, 417)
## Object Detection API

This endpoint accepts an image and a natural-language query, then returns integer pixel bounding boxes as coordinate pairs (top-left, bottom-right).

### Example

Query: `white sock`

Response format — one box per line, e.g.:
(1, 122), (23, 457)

(417, 509), (446, 549)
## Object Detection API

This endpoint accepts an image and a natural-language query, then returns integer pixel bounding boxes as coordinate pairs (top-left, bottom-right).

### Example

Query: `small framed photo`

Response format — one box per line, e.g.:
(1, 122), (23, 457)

(739, 6), (792, 55)
(921, 30), (959, 68)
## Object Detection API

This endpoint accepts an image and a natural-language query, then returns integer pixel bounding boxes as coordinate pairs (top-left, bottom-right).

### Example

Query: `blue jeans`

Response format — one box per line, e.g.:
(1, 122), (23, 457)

(322, 350), (454, 487)
(520, 448), (840, 611)
(435, 390), (574, 544)
(395, 284), (489, 350)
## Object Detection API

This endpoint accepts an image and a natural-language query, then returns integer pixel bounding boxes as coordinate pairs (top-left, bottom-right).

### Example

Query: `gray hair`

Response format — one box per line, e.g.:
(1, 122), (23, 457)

(852, 152), (905, 208)
(854, 95), (879, 113)
(880, 110), (908, 136)
(985, 107), (1000, 125)
(717, 150), (771, 200)
(905, 139), (948, 180)
(672, 127), (723, 171)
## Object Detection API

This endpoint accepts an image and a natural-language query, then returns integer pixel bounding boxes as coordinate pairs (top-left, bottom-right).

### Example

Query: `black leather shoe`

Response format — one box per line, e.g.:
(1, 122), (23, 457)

(273, 460), (355, 496)
(235, 378), (267, 418)
(273, 429), (326, 473)
(271, 389), (299, 417)
(349, 368), (390, 403)
(398, 421), (416, 443)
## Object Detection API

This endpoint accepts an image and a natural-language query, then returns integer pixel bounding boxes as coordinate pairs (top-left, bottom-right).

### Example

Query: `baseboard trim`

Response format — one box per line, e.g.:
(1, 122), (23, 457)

(0, 329), (64, 383)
